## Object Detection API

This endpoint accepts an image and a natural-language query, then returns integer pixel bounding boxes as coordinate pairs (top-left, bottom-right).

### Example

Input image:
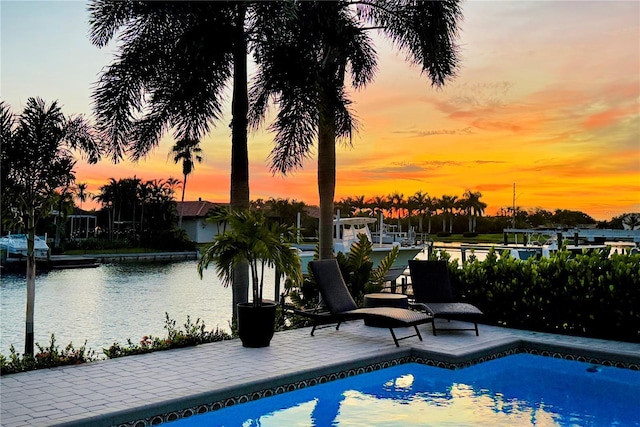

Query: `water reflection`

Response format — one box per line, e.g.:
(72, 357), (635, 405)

(0, 261), (278, 354)
(167, 356), (640, 427)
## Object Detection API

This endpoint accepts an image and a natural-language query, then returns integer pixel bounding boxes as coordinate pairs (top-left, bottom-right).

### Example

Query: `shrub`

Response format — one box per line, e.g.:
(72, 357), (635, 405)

(448, 247), (640, 342)
(103, 313), (232, 358)
(0, 335), (97, 375)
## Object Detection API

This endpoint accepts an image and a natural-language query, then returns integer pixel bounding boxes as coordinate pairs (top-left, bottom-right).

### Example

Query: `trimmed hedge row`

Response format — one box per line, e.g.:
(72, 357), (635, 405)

(445, 248), (640, 342)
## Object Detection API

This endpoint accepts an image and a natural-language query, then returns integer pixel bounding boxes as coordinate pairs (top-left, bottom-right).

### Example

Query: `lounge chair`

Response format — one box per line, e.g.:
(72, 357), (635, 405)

(408, 260), (483, 336)
(307, 259), (432, 347)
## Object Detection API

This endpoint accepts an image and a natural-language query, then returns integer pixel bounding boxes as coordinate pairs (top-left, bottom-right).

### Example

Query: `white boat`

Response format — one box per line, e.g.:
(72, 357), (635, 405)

(0, 234), (50, 260)
(297, 217), (423, 278)
(501, 228), (640, 260)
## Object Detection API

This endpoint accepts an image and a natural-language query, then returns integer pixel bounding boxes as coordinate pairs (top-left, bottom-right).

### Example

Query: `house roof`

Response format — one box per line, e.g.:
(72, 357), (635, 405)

(177, 200), (226, 218)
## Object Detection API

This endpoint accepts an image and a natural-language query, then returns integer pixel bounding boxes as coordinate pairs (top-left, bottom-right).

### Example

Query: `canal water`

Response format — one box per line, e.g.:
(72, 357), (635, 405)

(0, 245), (484, 357)
(0, 261), (281, 356)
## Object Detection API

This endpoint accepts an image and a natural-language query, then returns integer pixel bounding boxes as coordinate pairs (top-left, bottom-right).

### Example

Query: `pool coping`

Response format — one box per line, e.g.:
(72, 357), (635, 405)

(108, 335), (640, 427)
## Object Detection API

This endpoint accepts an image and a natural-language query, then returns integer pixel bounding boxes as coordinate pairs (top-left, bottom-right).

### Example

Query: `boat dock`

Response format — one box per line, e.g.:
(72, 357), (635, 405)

(504, 228), (640, 245)
(1, 252), (199, 273)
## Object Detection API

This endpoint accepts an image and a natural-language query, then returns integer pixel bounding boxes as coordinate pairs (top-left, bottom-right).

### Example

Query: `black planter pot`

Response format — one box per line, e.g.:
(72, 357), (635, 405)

(236, 302), (277, 348)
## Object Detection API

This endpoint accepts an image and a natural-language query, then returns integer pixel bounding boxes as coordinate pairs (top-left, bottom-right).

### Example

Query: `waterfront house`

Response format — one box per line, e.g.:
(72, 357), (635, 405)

(177, 199), (227, 243)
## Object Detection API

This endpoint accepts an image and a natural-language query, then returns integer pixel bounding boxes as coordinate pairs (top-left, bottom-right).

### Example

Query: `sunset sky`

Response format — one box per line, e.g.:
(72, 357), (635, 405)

(2, 1), (639, 220)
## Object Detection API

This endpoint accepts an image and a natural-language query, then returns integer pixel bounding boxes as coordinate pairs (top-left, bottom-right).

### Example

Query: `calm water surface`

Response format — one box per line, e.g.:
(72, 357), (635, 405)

(0, 261), (279, 355)
(0, 245), (483, 356)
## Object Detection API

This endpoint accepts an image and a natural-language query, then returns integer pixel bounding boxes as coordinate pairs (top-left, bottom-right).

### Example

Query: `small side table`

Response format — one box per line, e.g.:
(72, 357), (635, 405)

(363, 293), (409, 327)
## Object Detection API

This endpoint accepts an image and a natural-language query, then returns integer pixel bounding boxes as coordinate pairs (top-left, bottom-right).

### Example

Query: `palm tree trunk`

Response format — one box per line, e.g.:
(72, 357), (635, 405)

(25, 208), (36, 355)
(230, 4), (250, 314)
(317, 88), (336, 260)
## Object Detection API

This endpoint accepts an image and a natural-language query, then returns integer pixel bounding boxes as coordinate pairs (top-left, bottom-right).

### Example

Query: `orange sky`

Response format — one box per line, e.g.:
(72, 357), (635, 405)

(2, 1), (639, 220)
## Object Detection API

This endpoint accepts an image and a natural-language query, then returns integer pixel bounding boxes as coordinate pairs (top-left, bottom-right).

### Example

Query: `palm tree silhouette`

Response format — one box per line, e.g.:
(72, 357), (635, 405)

(170, 138), (203, 214)
(250, 1), (462, 259)
(89, 1), (297, 313)
(1, 98), (102, 355)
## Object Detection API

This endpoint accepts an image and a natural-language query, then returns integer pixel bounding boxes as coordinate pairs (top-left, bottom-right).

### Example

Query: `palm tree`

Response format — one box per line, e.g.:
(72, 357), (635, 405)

(75, 182), (89, 209)
(388, 192), (405, 231)
(336, 197), (356, 217)
(461, 189), (487, 233)
(411, 190), (429, 233)
(170, 138), (203, 227)
(250, 1), (462, 259)
(367, 195), (390, 233)
(353, 195), (368, 216)
(439, 195), (458, 233)
(0, 98), (102, 355)
(198, 208), (302, 307)
(94, 179), (116, 240)
(89, 1), (289, 312)
(53, 187), (75, 248)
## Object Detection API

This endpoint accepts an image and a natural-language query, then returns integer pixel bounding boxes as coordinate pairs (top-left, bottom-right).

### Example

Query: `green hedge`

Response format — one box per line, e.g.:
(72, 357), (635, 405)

(445, 248), (640, 342)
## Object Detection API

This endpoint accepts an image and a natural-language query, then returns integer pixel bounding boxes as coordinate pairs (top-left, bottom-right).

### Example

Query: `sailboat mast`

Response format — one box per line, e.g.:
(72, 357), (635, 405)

(512, 183), (516, 228)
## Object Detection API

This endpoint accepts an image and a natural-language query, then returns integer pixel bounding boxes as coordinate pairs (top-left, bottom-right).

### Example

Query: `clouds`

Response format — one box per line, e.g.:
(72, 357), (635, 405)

(3, 1), (638, 220)
(392, 127), (474, 138)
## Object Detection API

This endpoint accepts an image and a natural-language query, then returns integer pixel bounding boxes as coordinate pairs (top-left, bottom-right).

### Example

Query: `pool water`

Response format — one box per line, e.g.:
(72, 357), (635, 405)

(169, 354), (640, 427)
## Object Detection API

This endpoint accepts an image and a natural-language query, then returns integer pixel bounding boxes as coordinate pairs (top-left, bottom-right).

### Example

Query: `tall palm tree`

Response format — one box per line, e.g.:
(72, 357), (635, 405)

(1, 98), (102, 355)
(89, 1), (289, 313)
(170, 138), (203, 227)
(251, 1), (462, 259)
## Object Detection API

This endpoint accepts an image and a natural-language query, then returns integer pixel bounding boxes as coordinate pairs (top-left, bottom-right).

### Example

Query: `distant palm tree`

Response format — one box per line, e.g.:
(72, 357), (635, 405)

(388, 192), (405, 231)
(367, 195), (390, 233)
(164, 177), (181, 200)
(425, 196), (437, 234)
(75, 182), (89, 209)
(336, 197), (356, 217)
(170, 138), (203, 227)
(439, 195), (458, 233)
(411, 191), (429, 233)
(94, 178), (117, 239)
(461, 190), (487, 232)
(353, 195), (368, 216)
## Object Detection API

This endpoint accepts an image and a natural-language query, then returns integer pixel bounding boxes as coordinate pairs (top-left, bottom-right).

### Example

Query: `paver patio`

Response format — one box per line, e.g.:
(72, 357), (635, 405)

(1, 321), (639, 427)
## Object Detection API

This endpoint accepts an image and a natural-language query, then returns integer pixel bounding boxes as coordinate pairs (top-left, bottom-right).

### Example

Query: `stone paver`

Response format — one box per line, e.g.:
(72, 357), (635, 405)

(1, 321), (639, 427)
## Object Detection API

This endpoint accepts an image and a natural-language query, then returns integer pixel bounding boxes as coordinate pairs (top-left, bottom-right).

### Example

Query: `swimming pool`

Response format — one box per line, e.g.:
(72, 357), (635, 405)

(167, 354), (640, 426)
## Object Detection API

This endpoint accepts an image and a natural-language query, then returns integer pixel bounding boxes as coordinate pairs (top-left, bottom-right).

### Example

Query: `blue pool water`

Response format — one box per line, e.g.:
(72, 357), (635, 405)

(169, 354), (640, 427)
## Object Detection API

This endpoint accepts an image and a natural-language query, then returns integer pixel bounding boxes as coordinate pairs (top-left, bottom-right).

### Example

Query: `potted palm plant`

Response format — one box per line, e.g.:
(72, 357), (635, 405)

(198, 208), (302, 347)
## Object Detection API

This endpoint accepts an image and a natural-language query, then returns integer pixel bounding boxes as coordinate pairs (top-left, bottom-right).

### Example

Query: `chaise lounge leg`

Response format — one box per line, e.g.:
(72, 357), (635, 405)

(336, 322), (342, 330)
(432, 321), (437, 336)
(414, 325), (423, 341)
(310, 324), (317, 336)
(474, 323), (479, 336)
(389, 328), (400, 347)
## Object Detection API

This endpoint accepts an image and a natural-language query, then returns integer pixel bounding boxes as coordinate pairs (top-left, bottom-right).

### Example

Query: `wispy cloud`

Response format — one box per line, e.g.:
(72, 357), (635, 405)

(393, 127), (474, 137)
